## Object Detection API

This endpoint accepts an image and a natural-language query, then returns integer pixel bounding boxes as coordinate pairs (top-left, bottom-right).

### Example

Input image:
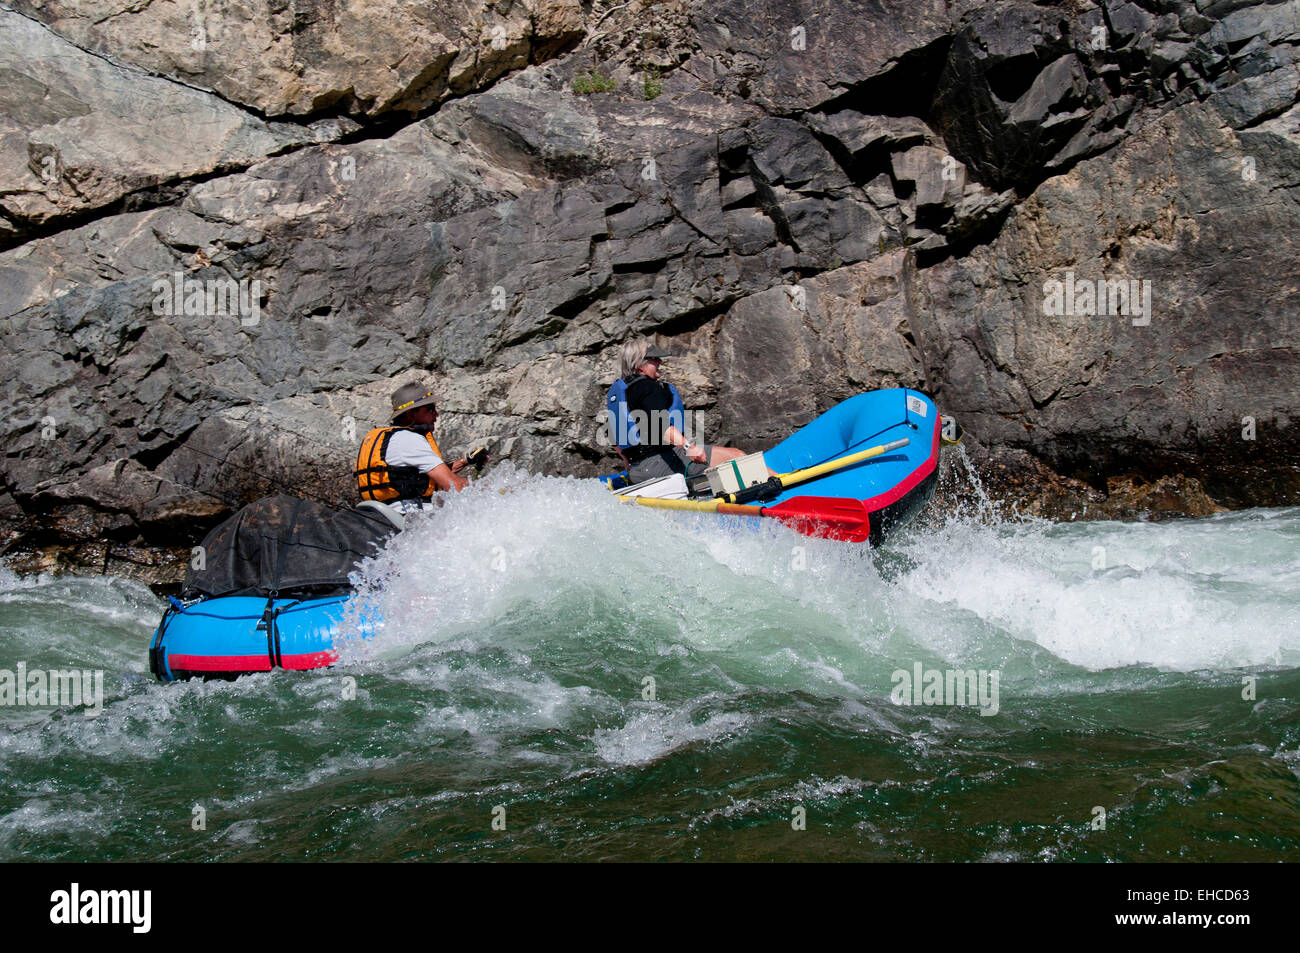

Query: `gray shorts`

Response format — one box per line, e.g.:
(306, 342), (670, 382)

(627, 445), (713, 484)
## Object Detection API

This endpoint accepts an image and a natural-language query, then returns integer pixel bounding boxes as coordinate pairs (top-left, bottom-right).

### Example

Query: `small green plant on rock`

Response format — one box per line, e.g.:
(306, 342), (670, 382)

(642, 66), (662, 100)
(573, 70), (617, 95)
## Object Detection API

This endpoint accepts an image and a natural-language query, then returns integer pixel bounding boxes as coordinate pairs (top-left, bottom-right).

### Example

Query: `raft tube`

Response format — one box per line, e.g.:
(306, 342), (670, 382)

(150, 594), (353, 681)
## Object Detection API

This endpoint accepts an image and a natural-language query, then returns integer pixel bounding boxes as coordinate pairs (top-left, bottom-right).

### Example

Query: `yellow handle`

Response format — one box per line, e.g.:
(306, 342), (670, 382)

(773, 437), (910, 489)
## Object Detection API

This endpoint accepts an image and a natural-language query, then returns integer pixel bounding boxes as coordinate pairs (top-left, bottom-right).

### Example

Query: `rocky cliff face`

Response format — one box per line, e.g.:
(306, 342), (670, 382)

(1, 0), (1297, 580)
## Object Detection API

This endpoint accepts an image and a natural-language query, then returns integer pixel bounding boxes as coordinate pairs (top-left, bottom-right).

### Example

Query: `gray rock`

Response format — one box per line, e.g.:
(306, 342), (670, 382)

(891, 146), (964, 212)
(1209, 53), (1300, 127)
(934, 4), (1093, 190)
(1106, 1), (1157, 42)
(690, 0), (952, 113)
(0, 10), (337, 242)
(713, 252), (927, 446)
(805, 113), (933, 160)
(910, 102), (1299, 506)
(8, 0), (586, 118)
(1006, 55), (1089, 127)
(1208, 0), (1300, 46)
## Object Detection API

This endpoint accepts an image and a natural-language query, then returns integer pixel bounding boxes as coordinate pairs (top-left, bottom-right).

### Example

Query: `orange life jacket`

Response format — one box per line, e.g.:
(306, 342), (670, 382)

(355, 427), (444, 502)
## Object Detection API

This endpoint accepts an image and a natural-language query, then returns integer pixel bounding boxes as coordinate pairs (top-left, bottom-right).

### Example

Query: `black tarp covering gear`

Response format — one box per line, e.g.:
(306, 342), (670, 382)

(182, 495), (397, 599)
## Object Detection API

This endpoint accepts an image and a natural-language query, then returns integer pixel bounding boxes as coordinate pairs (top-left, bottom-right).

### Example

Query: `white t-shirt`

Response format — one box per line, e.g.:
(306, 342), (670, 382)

(385, 429), (444, 473)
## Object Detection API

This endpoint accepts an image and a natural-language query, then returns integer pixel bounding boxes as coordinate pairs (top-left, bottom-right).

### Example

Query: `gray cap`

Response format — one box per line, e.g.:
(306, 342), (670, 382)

(644, 345), (673, 359)
(391, 382), (438, 420)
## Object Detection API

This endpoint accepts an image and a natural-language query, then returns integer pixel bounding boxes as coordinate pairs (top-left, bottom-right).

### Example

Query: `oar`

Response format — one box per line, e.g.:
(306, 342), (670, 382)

(715, 437), (910, 505)
(620, 497), (764, 516)
(618, 494), (872, 542)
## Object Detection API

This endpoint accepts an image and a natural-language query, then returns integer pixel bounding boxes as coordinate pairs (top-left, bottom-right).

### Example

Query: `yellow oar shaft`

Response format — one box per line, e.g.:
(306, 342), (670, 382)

(775, 437), (910, 488)
(617, 496), (765, 516)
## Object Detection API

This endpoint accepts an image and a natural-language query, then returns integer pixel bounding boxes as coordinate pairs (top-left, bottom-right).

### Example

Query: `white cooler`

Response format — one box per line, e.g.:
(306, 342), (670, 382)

(706, 452), (769, 497)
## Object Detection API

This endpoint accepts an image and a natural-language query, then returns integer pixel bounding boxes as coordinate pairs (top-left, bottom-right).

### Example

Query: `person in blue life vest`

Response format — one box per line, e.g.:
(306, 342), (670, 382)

(607, 338), (751, 485)
(355, 382), (486, 514)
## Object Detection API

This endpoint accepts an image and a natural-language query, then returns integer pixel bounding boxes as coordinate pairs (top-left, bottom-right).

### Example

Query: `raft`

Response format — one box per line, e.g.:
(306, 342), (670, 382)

(606, 387), (948, 545)
(150, 594), (350, 681)
(150, 495), (394, 682)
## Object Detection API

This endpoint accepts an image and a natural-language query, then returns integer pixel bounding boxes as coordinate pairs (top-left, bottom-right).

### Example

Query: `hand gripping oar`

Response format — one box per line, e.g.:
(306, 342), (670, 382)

(716, 437), (910, 505)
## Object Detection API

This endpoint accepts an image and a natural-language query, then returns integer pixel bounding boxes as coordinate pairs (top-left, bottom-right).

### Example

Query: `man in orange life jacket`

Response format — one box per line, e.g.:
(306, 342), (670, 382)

(355, 382), (482, 513)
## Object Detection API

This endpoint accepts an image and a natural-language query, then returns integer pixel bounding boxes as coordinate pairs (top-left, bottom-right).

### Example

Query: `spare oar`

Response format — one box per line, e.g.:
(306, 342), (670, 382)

(717, 437), (910, 505)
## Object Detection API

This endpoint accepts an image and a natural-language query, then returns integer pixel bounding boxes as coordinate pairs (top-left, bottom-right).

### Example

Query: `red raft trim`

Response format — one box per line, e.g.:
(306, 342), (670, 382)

(167, 654), (273, 673)
(167, 651), (338, 673)
(280, 650), (340, 670)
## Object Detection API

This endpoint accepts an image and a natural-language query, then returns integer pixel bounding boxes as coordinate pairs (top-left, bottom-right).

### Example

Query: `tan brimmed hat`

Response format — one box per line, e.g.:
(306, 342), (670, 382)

(391, 382), (438, 420)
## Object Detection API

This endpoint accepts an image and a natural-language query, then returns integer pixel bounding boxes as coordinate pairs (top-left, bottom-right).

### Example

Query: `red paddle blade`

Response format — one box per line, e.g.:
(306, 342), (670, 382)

(763, 496), (872, 543)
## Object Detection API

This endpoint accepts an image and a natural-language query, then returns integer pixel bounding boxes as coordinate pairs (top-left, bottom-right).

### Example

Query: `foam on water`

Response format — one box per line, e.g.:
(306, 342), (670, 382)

(592, 698), (752, 766)
(893, 508), (1300, 671)
(340, 469), (1300, 686)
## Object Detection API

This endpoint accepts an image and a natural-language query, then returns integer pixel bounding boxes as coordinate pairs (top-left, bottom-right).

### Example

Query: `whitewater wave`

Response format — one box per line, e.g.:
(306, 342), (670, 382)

(334, 468), (1300, 678)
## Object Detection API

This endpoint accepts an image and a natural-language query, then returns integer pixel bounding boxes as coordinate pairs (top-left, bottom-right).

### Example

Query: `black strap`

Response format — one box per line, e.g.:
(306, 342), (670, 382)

(257, 594), (279, 668)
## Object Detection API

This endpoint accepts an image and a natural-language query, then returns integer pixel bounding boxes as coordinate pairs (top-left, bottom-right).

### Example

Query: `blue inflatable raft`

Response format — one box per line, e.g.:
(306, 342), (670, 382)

(150, 594), (352, 681)
(150, 495), (394, 682)
(607, 387), (949, 545)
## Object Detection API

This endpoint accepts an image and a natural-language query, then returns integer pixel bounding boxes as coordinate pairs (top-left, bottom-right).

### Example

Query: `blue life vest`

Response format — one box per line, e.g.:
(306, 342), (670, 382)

(606, 376), (685, 451)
